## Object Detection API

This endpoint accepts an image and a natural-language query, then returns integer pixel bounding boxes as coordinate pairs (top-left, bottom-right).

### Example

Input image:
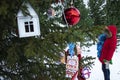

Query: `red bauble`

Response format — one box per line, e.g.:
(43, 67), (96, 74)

(64, 7), (80, 26)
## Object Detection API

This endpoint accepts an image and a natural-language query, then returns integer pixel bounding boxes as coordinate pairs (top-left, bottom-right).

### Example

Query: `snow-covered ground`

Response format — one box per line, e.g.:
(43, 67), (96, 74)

(82, 44), (120, 80)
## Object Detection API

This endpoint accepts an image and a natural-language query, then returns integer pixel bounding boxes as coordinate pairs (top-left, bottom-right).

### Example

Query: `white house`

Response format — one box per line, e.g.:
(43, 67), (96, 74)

(17, 2), (40, 38)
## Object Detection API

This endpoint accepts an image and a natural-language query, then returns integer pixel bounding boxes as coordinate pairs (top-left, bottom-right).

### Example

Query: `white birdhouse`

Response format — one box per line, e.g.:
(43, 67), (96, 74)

(17, 2), (40, 38)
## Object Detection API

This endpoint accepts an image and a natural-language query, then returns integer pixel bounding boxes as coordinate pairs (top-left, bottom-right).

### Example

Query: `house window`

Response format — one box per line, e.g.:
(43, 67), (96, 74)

(24, 21), (34, 32)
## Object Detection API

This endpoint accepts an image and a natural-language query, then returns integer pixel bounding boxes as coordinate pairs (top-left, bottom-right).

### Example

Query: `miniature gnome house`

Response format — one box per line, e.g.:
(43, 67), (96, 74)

(17, 2), (40, 38)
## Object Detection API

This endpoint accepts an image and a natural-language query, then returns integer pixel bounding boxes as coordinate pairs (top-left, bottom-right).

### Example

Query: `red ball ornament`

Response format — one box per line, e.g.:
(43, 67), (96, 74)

(64, 7), (80, 26)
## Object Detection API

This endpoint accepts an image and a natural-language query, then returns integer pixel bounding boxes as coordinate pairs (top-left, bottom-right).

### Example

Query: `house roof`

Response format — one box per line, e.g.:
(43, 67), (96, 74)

(17, 2), (38, 17)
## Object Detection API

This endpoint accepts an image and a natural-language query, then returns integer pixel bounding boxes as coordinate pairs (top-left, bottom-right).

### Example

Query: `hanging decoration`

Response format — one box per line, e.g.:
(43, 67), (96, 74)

(63, 42), (91, 80)
(71, 71), (78, 80)
(64, 43), (78, 78)
(76, 42), (81, 55)
(61, 0), (81, 26)
(68, 43), (75, 57)
(57, 0), (81, 26)
(81, 67), (91, 79)
(17, 2), (40, 38)
(64, 7), (80, 26)
(66, 55), (79, 78)
(60, 55), (66, 64)
(47, 8), (55, 18)
(65, 42), (79, 78)
(60, 46), (69, 64)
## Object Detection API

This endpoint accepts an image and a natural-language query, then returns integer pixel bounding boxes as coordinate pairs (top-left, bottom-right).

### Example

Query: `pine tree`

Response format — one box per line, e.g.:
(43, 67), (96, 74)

(0, 0), (96, 80)
(105, 0), (120, 32)
(88, 0), (106, 26)
(88, 0), (120, 33)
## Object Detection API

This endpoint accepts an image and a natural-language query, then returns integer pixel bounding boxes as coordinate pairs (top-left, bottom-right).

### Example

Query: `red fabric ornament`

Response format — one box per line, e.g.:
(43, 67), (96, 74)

(64, 7), (80, 26)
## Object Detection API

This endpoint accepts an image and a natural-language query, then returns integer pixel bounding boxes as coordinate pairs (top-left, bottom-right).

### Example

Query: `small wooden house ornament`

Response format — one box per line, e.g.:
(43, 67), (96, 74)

(17, 2), (40, 38)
